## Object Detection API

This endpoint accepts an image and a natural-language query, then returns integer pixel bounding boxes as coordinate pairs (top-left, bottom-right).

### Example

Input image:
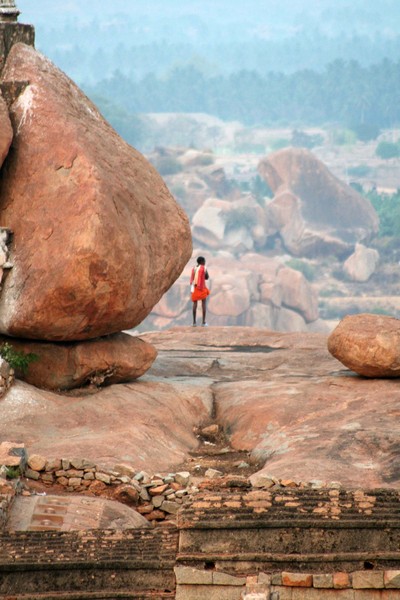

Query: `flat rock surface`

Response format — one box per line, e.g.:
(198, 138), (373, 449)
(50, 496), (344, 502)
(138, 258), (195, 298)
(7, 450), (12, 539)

(1, 326), (399, 488)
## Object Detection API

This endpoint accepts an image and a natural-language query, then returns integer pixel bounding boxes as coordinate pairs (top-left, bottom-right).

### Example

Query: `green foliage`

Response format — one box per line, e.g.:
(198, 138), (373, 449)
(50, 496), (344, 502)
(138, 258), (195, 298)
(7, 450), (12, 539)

(285, 258), (316, 281)
(347, 165), (372, 177)
(5, 465), (20, 479)
(375, 141), (400, 160)
(366, 190), (400, 237)
(224, 207), (257, 232)
(0, 343), (38, 374)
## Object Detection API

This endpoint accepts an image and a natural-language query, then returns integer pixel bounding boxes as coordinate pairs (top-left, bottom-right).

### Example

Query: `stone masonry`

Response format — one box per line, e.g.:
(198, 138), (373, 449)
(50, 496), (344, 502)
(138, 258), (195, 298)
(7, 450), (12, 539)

(2, 447), (400, 598)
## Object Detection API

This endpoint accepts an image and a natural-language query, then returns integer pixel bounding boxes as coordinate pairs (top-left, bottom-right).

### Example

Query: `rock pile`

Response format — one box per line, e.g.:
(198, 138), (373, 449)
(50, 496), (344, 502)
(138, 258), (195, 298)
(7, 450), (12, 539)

(23, 452), (196, 522)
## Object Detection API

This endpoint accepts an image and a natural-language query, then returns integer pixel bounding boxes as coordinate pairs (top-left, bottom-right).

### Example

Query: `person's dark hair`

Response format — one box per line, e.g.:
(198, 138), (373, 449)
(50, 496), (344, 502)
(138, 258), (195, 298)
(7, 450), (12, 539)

(197, 256), (206, 265)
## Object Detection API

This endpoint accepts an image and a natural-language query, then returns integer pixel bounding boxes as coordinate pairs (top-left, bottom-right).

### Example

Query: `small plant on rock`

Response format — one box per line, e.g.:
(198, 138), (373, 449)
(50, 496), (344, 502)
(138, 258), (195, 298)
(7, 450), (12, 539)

(0, 342), (38, 374)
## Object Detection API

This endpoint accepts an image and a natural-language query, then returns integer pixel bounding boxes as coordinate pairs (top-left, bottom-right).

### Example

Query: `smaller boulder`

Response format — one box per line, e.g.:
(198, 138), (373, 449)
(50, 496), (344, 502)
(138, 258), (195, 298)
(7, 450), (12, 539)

(0, 332), (157, 390)
(328, 313), (400, 377)
(343, 243), (379, 282)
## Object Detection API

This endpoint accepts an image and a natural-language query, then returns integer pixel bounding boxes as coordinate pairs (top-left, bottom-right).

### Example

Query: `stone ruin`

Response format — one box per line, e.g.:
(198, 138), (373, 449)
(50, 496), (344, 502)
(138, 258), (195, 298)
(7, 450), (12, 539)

(1, 443), (400, 599)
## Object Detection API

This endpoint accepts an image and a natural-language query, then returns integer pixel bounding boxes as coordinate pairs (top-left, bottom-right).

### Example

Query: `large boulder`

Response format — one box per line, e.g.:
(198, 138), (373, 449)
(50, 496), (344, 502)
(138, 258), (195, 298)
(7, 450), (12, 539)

(343, 243), (379, 282)
(328, 313), (400, 377)
(0, 44), (191, 341)
(0, 91), (12, 167)
(258, 148), (379, 257)
(0, 332), (157, 390)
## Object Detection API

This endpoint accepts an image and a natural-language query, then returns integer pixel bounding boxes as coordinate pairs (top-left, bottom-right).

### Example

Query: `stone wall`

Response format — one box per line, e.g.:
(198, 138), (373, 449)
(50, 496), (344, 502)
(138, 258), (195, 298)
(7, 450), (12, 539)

(0, 21), (34, 74)
(2, 450), (400, 598)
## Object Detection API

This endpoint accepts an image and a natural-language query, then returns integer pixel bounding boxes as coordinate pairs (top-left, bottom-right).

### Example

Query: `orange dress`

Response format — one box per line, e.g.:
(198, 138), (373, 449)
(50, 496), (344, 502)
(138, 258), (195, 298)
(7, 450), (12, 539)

(190, 265), (210, 301)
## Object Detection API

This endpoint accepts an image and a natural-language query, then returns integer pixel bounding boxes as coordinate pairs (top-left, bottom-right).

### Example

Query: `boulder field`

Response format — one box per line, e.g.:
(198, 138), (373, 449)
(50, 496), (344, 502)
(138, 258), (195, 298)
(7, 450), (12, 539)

(1, 326), (400, 489)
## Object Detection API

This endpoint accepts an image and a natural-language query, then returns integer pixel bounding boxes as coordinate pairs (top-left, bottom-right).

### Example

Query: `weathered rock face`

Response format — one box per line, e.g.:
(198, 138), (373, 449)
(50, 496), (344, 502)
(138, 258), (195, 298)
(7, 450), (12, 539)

(328, 313), (400, 377)
(258, 148), (379, 257)
(343, 243), (379, 282)
(0, 43), (191, 341)
(0, 332), (157, 390)
(0, 92), (12, 167)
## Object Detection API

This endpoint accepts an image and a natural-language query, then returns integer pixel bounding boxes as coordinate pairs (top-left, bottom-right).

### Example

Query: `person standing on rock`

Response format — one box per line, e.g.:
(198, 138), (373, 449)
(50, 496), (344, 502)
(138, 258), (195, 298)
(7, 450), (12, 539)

(190, 256), (210, 326)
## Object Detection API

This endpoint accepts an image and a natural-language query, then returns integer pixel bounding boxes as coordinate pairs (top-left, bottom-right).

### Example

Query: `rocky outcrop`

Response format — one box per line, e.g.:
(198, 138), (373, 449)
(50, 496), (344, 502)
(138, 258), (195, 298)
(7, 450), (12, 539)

(2, 327), (399, 489)
(0, 92), (12, 166)
(258, 148), (379, 257)
(0, 43), (191, 341)
(327, 313), (400, 377)
(0, 333), (157, 390)
(343, 243), (379, 282)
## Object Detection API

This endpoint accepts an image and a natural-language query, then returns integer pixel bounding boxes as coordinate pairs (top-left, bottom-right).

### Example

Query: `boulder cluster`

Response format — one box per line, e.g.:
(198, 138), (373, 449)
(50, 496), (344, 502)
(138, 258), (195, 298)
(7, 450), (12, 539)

(0, 42), (191, 388)
(146, 146), (380, 331)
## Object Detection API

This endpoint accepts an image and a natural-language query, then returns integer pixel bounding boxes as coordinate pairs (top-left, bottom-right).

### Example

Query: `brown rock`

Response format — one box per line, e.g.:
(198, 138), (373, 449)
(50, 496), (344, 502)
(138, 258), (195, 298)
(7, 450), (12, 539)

(114, 484), (140, 506)
(328, 313), (400, 377)
(27, 453), (46, 471)
(0, 91), (12, 167)
(0, 44), (191, 341)
(0, 332), (157, 390)
(258, 148), (379, 257)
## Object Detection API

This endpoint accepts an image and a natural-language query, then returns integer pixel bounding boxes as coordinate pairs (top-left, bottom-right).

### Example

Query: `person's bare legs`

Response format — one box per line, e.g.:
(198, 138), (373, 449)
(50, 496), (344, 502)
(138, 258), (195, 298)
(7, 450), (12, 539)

(201, 298), (207, 325)
(192, 301), (198, 326)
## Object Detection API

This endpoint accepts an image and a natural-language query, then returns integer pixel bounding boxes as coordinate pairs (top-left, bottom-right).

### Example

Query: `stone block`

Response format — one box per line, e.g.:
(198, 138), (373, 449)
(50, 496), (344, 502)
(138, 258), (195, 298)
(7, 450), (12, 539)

(114, 463), (136, 478)
(292, 591), (354, 599)
(174, 567), (212, 585)
(282, 572), (313, 587)
(27, 453), (46, 471)
(25, 468), (39, 480)
(213, 571), (246, 586)
(384, 571), (400, 588)
(334, 572), (351, 588)
(271, 574), (282, 585)
(0, 441), (26, 468)
(161, 500), (180, 514)
(271, 587), (292, 600)
(258, 573), (272, 586)
(175, 585), (243, 600)
(95, 472), (111, 484)
(68, 477), (81, 487)
(44, 459), (62, 472)
(352, 571), (384, 589)
(313, 574), (333, 588)
(175, 471), (191, 486)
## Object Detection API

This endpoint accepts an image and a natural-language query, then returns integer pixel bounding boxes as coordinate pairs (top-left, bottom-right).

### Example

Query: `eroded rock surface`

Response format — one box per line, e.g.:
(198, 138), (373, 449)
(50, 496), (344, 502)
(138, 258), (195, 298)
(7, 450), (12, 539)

(328, 313), (400, 377)
(0, 43), (191, 341)
(1, 327), (399, 488)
